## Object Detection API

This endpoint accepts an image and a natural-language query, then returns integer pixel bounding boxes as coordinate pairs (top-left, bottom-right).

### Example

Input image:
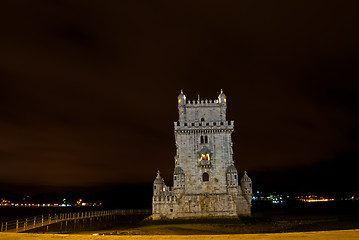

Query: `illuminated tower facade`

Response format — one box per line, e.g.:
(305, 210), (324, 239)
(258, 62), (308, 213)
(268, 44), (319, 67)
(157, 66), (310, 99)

(152, 90), (252, 220)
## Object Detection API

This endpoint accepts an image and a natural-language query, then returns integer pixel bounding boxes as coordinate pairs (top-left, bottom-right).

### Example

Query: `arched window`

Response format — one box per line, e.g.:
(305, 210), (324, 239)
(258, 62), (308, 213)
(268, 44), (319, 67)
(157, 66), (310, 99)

(202, 172), (209, 182)
(200, 136), (204, 144)
(205, 136), (208, 143)
(201, 117), (205, 122)
(201, 154), (210, 161)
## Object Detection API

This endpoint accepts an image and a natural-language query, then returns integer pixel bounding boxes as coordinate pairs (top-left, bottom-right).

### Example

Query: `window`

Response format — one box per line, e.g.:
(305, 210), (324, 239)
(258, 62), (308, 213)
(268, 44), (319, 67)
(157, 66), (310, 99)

(201, 153), (210, 161)
(202, 172), (209, 182)
(201, 117), (205, 122)
(201, 135), (208, 144)
(174, 176), (177, 180)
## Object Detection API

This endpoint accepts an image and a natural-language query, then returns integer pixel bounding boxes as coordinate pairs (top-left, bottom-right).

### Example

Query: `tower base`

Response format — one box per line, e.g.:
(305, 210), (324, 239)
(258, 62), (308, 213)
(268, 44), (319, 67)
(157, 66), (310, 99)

(152, 193), (251, 220)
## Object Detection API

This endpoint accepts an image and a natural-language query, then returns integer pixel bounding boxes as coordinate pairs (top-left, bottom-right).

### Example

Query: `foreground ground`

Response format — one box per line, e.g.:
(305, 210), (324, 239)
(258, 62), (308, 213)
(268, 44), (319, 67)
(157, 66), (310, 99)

(80, 217), (359, 235)
(1, 230), (359, 240)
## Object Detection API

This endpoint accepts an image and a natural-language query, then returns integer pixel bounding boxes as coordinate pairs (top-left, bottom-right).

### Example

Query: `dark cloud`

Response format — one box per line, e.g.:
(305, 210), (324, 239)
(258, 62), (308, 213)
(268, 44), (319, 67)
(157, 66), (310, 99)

(0, 0), (358, 194)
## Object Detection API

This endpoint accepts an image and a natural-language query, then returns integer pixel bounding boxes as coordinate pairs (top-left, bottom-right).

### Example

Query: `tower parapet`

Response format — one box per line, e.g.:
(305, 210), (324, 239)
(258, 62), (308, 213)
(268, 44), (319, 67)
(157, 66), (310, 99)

(174, 120), (234, 130)
(177, 90), (227, 123)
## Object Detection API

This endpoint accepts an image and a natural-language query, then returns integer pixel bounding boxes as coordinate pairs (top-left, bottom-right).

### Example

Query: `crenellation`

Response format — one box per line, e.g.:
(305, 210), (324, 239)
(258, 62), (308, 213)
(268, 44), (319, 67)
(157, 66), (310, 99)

(174, 122), (234, 131)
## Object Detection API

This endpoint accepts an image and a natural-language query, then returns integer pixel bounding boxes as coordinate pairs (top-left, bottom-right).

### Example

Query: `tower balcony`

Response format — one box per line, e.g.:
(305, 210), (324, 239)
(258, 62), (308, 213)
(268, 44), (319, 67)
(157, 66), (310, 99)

(174, 120), (234, 131)
(198, 160), (212, 168)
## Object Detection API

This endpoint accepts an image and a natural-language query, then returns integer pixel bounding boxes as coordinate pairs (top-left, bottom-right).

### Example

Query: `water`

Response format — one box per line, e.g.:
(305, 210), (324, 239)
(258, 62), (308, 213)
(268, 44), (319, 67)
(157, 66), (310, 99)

(0, 206), (107, 222)
(1, 201), (359, 222)
(252, 200), (359, 220)
(1, 201), (358, 234)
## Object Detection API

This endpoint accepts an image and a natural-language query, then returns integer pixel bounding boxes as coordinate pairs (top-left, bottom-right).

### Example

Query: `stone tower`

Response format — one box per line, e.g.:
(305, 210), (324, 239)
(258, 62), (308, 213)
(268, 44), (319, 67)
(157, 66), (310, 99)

(152, 90), (252, 220)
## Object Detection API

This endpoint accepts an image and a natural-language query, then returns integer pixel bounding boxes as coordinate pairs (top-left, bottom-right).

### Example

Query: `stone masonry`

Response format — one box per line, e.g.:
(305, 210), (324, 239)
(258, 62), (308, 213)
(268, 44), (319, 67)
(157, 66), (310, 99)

(152, 90), (252, 220)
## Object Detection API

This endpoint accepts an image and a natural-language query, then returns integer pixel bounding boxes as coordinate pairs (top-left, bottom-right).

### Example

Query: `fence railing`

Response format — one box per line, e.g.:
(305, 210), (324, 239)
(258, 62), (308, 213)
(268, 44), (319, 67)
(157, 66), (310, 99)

(0, 209), (151, 233)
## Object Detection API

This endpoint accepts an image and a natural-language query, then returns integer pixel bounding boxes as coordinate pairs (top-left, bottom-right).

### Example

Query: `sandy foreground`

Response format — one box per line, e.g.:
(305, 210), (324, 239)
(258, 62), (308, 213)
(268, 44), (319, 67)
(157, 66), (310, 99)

(1, 230), (359, 240)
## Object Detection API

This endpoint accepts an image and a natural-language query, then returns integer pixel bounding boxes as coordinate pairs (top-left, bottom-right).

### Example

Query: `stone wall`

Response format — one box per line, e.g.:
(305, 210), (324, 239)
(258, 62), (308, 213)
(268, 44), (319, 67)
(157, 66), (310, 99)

(153, 191), (251, 220)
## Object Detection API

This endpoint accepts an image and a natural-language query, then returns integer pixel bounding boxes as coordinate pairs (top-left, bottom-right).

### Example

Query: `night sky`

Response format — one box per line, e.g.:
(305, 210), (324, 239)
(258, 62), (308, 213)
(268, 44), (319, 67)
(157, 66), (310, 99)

(0, 1), (358, 199)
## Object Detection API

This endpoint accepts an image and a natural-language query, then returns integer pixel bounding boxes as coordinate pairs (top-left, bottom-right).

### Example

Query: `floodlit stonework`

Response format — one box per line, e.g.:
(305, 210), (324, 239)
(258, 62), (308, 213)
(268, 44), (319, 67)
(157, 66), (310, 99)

(152, 90), (252, 220)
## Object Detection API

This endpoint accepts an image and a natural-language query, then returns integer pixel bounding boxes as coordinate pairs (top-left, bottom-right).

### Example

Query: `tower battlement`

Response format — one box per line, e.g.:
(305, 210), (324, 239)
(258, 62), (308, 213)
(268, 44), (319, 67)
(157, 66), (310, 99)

(152, 90), (252, 220)
(177, 90), (228, 123)
(174, 120), (234, 129)
(180, 99), (221, 105)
